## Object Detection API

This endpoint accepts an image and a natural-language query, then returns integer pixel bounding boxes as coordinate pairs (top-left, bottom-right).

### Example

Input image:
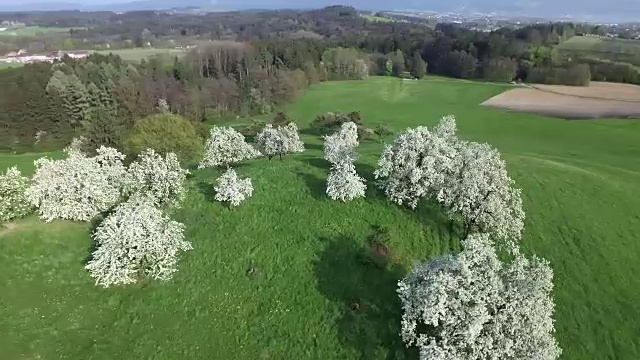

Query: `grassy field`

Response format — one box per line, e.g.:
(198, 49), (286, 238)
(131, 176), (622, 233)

(361, 14), (394, 22)
(557, 35), (640, 66)
(94, 48), (187, 62)
(0, 62), (23, 70)
(2, 77), (640, 359)
(0, 26), (81, 37)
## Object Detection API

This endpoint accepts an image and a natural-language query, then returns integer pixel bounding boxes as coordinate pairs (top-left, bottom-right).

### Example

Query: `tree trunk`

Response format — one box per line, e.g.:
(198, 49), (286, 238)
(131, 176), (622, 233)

(463, 221), (473, 239)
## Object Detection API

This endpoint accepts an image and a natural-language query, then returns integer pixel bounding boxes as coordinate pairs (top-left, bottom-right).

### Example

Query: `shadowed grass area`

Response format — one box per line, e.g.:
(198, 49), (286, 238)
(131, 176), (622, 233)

(1, 77), (640, 359)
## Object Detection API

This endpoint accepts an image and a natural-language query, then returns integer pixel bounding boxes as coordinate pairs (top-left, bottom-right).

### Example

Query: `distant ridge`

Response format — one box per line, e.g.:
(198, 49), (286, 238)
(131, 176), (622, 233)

(0, 0), (639, 23)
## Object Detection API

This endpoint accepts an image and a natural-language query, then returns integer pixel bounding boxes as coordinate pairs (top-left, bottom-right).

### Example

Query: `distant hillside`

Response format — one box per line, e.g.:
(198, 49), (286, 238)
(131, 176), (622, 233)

(1, 0), (640, 22)
(557, 35), (640, 67)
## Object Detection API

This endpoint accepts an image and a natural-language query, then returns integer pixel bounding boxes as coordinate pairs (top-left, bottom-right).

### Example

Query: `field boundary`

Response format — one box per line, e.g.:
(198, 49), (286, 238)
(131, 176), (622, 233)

(527, 84), (640, 103)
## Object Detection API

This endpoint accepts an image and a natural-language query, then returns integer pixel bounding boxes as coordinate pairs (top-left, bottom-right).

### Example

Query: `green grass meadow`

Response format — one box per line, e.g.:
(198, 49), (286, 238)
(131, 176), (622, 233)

(2, 77), (640, 359)
(0, 62), (23, 70)
(0, 26), (81, 37)
(94, 48), (187, 62)
(361, 14), (394, 23)
(557, 35), (640, 66)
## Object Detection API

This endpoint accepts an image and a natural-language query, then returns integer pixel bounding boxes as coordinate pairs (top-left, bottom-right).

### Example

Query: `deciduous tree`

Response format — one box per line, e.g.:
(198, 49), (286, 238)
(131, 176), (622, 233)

(374, 117), (459, 209)
(0, 167), (33, 221)
(398, 233), (561, 360)
(123, 149), (189, 208)
(199, 126), (261, 168)
(85, 198), (192, 287)
(214, 168), (253, 207)
(438, 141), (525, 245)
(26, 146), (126, 222)
(126, 113), (204, 164)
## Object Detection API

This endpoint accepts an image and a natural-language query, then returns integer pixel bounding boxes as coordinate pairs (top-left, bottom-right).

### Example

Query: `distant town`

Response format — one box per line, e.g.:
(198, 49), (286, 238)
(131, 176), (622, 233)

(0, 49), (90, 65)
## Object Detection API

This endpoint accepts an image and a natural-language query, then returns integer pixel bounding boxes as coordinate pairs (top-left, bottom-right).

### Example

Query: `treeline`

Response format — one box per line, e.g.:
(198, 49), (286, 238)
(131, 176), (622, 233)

(0, 38), (373, 152)
(2, 6), (638, 86)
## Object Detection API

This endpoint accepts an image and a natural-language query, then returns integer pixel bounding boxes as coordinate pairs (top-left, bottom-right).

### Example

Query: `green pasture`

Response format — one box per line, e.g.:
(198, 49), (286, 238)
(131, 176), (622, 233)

(361, 14), (394, 23)
(0, 26), (81, 37)
(1, 77), (640, 359)
(0, 62), (23, 70)
(94, 48), (187, 62)
(557, 35), (640, 66)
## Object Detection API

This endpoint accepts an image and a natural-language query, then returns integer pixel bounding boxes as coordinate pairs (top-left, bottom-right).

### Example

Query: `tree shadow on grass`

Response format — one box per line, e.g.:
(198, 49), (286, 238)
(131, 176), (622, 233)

(295, 171), (327, 200)
(304, 142), (324, 151)
(300, 156), (330, 171)
(196, 181), (217, 203)
(314, 236), (412, 360)
(82, 206), (118, 264)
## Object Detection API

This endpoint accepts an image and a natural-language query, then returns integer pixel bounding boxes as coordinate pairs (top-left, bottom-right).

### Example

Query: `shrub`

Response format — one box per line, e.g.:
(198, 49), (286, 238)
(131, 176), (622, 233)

(0, 167), (33, 221)
(199, 126), (261, 169)
(311, 111), (359, 135)
(125, 113), (203, 164)
(214, 168), (254, 206)
(272, 112), (292, 127)
(310, 111), (372, 139)
(26, 146), (126, 222)
(373, 125), (393, 142)
(398, 233), (561, 360)
(239, 120), (267, 142)
(123, 149), (190, 208)
(85, 198), (192, 287)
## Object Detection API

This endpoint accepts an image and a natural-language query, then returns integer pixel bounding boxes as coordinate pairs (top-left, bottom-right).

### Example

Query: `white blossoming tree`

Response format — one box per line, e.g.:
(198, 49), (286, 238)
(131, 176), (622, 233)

(256, 122), (305, 160)
(323, 122), (366, 201)
(123, 149), (190, 208)
(85, 198), (192, 287)
(0, 167), (33, 221)
(199, 126), (261, 169)
(374, 118), (459, 209)
(26, 146), (126, 222)
(432, 114), (458, 141)
(398, 233), (561, 360)
(323, 121), (359, 165)
(214, 168), (253, 207)
(326, 162), (366, 202)
(438, 141), (525, 245)
(255, 124), (283, 160)
(280, 122), (305, 155)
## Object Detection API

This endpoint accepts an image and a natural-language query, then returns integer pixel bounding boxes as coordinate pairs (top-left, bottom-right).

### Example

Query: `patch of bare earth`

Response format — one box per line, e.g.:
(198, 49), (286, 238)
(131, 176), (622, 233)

(481, 82), (640, 119)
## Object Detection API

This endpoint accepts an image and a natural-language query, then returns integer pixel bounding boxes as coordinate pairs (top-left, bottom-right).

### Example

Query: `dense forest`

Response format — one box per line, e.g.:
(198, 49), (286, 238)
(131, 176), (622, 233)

(1, 5), (638, 153)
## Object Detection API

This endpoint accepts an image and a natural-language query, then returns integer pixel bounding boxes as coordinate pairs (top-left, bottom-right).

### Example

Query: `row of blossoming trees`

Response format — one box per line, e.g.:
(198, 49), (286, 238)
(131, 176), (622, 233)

(317, 117), (560, 359)
(0, 115), (560, 359)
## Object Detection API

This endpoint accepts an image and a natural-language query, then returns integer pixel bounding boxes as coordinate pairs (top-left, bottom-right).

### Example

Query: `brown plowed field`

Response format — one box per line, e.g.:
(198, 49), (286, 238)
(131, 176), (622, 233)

(481, 82), (640, 119)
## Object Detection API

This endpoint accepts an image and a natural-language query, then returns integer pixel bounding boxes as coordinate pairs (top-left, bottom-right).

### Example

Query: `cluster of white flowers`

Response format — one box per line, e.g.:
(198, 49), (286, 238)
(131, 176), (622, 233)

(256, 123), (305, 160)
(65, 136), (87, 155)
(0, 167), (33, 221)
(438, 141), (525, 244)
(214, 168), (254, 206)
(326, 162), (367, 202)
(398, 233), (561, 360)
(123, 149), (190, 208)
(26, 146), (126, 222)
(375, 115), (524, 245)
(323, 122), (359, 165)
(199, 126), (261, 169)
(374, 123), (459, 209)
(85, 198), (192, 287)
(324, 122), (366, 201)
